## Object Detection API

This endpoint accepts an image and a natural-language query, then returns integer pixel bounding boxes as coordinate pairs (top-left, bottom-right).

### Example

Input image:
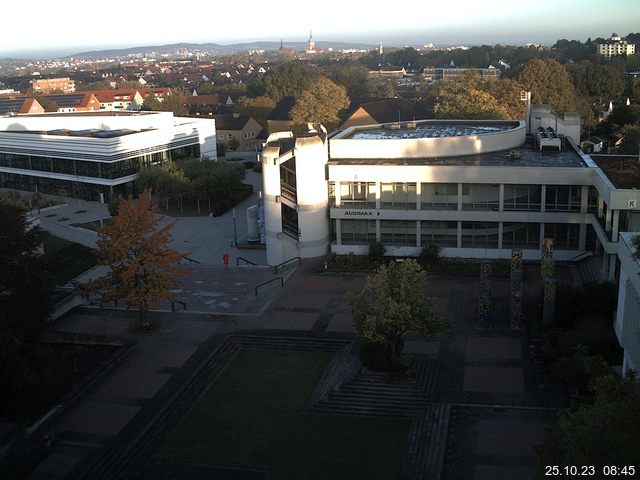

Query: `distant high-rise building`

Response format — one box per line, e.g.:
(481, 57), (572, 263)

(598, 33), (636, 59)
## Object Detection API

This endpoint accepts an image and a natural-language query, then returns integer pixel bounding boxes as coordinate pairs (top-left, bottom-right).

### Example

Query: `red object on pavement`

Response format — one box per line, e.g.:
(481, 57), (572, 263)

(223, 252), (229, 265)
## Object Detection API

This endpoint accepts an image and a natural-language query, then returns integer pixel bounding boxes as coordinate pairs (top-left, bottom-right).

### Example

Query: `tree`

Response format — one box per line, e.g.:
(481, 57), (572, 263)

(289, 77), (350, 128)
(236, 95), (275, 128)
(619, 124), (640, 154)
(333, 65), (370, 98)
(432, 71), (525, 119)
(519, 59), (577, 115)
(142, 88), (188, 116)
(536, 370), (640, 472)
(0, 202), (53, 343)
(265, 62), (316, 103)
(345, 259), (447, 369)
(85, 190), (184, 328)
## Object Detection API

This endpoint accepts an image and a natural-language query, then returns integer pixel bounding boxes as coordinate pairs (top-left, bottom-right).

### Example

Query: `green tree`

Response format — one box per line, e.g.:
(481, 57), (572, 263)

(265, 62), (316, 102)
(236, 95), (275, 128)
(619, 124), (640, 154)
(333, 65), (370, 98)
(536, 371), (640, 473)
(289, 77), (350, 128)
(519, 59), (577, 114)
(433, 71), (525, 119)
(142, 88), (188, 116)
(85, 191), (184, 328)
(345, 259), (447, 368)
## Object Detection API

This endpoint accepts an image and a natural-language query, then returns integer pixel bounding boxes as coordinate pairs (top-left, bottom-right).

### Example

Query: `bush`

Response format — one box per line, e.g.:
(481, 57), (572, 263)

(368, 242), (386, 260)
(420, 243), (441, 264)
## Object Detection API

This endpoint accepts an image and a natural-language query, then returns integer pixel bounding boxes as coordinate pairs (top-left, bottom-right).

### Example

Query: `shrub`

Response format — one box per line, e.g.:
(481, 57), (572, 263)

(420, 243), (441, 265)
(368, 242), (386, 260)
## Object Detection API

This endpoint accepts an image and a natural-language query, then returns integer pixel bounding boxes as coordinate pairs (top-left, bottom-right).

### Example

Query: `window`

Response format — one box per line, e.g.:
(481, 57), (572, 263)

(461, 222), (499, 248)
(502, 222), (540, 249)
(341, 219), (376, 244)
(227, 134), (233, 140)
(380, 220), (416, 245)
(545, 185), (581, 212)
(421, 183), (458, 210)
(503, 184), (542, 211)
(380, 182), (416, 209)
(544, 223), (580, 250)
(340, 182), (376, 208)
(462, 184), (500, 211)
(281, 203), (298, 239)
(420, 221), (457, 247)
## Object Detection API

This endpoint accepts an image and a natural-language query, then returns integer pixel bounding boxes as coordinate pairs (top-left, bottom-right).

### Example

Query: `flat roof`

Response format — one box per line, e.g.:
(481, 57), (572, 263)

(348, 122), (517, 140)
(12, 111), (156, 117)
(1, 128), (144, 138)
(592, 155), (640, 189)
(330, 137), (587, 168)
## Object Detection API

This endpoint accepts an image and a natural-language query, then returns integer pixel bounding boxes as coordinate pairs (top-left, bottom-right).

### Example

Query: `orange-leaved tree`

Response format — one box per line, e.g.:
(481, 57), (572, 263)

(85, 189), (185, 328)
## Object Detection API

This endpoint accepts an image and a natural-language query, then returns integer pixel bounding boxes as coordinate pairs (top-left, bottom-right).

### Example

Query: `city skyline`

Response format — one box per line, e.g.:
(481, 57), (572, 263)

(2, 0), (639, 58)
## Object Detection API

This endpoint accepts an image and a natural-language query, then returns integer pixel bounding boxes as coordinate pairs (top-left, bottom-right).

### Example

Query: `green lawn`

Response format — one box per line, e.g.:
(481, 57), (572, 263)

(163, 348), (410, 480)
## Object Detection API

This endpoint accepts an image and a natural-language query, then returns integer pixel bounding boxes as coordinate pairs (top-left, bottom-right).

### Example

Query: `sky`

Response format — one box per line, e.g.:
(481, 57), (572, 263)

(2, 0), (639, 58)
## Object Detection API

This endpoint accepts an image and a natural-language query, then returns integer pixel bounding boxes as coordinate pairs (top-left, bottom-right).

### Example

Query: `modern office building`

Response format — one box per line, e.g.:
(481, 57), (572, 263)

(261, 106), (640, 279)
(0, 111), (216, 202)
(615, 232), (640, 376)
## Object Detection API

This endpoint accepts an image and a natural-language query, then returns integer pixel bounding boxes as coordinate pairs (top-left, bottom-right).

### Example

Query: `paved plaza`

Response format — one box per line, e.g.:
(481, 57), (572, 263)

(3, 179), (571, 479)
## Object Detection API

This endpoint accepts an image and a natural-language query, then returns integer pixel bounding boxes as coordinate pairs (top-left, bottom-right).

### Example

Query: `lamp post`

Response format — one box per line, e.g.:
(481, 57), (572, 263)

(233, 208), (238, 247)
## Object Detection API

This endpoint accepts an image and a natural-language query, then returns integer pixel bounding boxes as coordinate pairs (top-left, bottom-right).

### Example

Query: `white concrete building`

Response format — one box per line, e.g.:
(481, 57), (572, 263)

(614, 233), (640, 377)
(260, 107), (640, 282)
(598, 34), (636, 59)
(0, 111), (216, 202)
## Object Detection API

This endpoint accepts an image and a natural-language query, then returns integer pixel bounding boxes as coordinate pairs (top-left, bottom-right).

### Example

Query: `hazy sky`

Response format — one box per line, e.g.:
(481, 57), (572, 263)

(2, 0), (639, 57)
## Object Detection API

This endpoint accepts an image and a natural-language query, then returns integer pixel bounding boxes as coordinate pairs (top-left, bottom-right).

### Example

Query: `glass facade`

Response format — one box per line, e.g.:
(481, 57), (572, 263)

(380, 220), (416, 245)
(380, 182), (416, 209)
(420, 221), (457, 247)
(503, 184), (542, 211)
(461, 222), (499, 248)
(341, 219), (376, 244)
(545, 185), (581, 212)
(502, 222), (541, 249)
(340, 182), (376, 209)
(462, 184), (500, 211)
(421, 183), (458, 210)
(544, 223), (580, 250)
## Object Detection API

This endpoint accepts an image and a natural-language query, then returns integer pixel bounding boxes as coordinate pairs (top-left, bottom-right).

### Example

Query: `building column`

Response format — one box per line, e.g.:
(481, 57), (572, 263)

(457, 183), (463, 211)
(598, 196), (604, 219)
(376, 219), (381, 242)
(457, 221), (462, 249)
(539, 223), (545, 251)
(416, 182), (421, 210)
(335, 218), (342, 245)
(335, 182), (341, 208)
(612, 210), (620, 240)
(416, 220), (421, 248)
(499, 184), (504, 212)
(605, 207), (612, 232)
(375, 182), (381, 210)
(540, 185), (546, 212)
(608, 253), (617, 281)
(580, 185), (588, 213)
(498, 222), (503, 249)
(579, 224), (587, 251)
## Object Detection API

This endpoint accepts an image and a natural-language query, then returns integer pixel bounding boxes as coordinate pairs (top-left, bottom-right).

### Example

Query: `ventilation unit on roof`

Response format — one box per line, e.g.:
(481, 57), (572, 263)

(405, 122), (416, 129)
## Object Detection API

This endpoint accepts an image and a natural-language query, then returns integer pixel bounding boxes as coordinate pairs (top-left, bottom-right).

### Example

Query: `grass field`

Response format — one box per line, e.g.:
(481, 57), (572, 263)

(163, 348), (410, 480)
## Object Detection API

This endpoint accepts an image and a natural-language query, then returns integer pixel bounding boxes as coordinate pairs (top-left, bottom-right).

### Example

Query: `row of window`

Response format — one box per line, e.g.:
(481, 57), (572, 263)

(0, 145), (199, 180)
(329, 182), (595, 213)
(338, 219), (582, 250)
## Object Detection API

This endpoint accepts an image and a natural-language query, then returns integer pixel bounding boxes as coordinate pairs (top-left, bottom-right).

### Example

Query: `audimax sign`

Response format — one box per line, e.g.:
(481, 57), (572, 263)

(343, 210), (380, 216)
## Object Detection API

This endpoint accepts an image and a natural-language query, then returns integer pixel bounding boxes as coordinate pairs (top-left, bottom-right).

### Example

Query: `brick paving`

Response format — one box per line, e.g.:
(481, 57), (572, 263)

(6, 260), (575, 480)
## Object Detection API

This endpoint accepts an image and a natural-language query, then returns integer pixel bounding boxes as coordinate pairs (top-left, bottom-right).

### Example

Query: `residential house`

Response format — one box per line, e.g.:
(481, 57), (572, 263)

(213, 114), (262, 151)
(339, 98), (434, 131)
(91, 89), (145, 111)
(0, 97), (44, 115)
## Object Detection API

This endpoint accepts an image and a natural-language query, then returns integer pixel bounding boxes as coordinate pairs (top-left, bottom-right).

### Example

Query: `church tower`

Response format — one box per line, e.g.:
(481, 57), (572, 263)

(308, 30), (315, 52)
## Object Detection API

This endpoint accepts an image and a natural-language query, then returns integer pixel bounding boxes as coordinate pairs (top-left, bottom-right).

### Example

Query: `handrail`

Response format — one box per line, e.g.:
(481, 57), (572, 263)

(274, 256), (301, 274)
(568, 251), (593, 263)
(236, 256), (258, 266)
(182, 255), (201, 264)
(255, 277), (283, 296)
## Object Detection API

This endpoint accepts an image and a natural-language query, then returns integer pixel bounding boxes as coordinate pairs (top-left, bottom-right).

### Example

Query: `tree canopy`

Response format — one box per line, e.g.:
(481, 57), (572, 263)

(85, 190), (184, 327)
(536, 370), (640, 469)
(142, 88), (188, 116)
(432, 71), (525, 119)
(345, 259), (447, 367)
(289, 77), (350, 128)
(519, 59), (577, 115)
(265, 62), (317, 103)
